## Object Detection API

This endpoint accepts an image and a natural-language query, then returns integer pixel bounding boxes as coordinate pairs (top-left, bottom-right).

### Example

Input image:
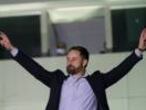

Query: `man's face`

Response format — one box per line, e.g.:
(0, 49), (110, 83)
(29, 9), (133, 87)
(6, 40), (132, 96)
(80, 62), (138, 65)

(66, 50), (86, 75)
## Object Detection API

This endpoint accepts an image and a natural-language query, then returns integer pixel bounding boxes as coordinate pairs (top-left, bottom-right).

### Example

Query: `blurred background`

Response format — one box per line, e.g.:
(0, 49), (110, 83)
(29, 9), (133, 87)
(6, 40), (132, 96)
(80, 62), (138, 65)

(0, 0), (146, 110)
(0, 0), (146, 58)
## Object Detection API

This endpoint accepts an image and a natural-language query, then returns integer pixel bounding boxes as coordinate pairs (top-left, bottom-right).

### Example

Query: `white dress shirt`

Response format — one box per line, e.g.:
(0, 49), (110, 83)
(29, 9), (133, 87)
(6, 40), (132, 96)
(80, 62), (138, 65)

(59, 74), (97, 110)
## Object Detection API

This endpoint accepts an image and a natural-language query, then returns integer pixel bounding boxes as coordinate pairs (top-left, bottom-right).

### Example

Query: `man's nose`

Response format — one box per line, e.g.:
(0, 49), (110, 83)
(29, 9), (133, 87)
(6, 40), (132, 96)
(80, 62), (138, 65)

(67, 60), (73, 66)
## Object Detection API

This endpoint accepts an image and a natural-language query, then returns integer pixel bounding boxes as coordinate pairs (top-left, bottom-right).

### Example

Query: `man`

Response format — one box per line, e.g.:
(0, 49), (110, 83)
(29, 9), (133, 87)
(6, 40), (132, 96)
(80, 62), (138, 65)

(0, 29), (146, 110)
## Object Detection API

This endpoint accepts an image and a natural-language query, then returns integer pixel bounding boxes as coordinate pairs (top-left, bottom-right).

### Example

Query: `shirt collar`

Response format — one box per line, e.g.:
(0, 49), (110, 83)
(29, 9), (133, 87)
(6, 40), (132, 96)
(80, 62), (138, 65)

(69, 72), (88, 80)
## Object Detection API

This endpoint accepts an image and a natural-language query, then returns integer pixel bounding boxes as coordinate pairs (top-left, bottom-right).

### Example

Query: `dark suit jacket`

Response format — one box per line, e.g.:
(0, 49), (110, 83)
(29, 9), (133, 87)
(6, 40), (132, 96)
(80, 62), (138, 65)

(12, 50), (142, 110)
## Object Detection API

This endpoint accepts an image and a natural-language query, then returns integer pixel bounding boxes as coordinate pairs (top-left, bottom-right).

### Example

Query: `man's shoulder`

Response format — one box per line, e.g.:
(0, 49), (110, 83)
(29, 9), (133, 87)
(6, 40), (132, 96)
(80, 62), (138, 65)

(86, 70), (102, 78)
(53, 69), (67, 79)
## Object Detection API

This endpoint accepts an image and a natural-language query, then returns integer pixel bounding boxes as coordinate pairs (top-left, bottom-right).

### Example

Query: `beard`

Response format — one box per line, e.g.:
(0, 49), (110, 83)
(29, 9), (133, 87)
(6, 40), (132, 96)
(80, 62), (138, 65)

(66, 65), (76, 75)
(66, 65), (81, 75)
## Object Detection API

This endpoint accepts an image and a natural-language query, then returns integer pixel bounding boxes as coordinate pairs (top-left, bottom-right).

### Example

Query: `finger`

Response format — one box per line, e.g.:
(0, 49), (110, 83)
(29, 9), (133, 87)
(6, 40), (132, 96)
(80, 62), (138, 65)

(0, 31), (4, 36)
(0, 31), (2, 35)
(143, 33), (146, 41)
(140, 29), (146, 42)
(0, 40), (4, 46)
(143, 28), (146, 34)
(0, 36), (2, 40)
(143, 28), (146, 35)
(0, 32), (9, 42)
(0, 31), (3, 40)
(141, 28), (146, 37)
(0, 31), (4, 39)
(0, 31), (7, 37)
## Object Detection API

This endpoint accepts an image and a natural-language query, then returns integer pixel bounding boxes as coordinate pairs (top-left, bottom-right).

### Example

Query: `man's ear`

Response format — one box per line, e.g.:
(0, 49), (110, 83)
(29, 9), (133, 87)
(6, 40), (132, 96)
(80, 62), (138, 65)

(83, 59), (88, 67)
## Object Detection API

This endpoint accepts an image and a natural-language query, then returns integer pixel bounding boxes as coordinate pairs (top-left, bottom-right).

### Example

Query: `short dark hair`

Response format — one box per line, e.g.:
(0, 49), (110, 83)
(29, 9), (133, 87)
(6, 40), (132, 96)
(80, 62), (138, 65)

(67, 46), (89, 62)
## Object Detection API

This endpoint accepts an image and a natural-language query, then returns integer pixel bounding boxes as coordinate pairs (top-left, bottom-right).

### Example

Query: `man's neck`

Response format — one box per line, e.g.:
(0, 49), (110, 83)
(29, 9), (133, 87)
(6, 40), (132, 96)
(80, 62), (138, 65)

(70, 71), (87, 78)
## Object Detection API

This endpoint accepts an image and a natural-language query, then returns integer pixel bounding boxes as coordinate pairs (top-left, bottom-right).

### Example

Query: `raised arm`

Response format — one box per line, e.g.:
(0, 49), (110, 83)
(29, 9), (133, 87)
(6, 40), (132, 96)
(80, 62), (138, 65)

(0, 31), (59, 87)
(102, 28), (146, 88)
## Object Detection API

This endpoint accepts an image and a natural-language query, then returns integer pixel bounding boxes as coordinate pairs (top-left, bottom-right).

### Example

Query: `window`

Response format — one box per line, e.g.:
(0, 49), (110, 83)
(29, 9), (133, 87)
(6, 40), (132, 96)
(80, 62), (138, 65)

(0, 15), (41, 59)
(111, 7), (146, 52)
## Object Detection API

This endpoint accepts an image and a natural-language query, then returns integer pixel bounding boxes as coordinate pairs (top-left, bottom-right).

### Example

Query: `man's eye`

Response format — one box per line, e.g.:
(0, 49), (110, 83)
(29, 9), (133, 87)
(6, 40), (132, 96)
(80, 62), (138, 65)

(72, 58), (78, 61)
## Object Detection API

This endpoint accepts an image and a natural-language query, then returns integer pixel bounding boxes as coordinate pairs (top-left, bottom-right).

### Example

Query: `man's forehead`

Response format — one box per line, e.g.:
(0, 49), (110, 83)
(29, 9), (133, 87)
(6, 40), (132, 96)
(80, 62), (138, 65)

(67, 50), (81, 57)
(67, 50), (80, 55)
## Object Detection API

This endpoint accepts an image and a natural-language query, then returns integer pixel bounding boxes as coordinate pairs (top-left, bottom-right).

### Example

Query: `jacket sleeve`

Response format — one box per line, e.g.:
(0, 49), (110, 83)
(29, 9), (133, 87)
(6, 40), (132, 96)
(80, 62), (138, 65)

(11, 49), (59, 87)
(101, 51), (143, 88)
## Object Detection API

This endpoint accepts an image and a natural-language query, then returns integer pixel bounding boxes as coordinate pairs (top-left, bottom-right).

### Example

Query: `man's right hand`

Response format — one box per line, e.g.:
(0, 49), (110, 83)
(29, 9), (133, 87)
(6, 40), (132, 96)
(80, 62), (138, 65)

(0, 31), (15, 51)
